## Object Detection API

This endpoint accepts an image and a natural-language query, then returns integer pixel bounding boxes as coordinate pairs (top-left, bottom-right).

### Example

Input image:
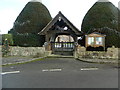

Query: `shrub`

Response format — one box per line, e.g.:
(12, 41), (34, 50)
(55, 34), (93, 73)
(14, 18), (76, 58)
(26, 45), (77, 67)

(11, 2), (52, 34)
(12, 33), (45, 47)
(2, 34), (14, 46)
(81, 2), (120, 48)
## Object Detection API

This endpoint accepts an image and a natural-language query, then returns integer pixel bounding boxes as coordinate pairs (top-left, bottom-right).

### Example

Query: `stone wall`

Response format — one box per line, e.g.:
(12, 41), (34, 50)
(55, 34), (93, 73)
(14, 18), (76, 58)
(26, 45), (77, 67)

(107, 46), (119, 59)
(1, 45), (119, 60)
(5, 46), (51, 57)
(75, 46), (119, 59)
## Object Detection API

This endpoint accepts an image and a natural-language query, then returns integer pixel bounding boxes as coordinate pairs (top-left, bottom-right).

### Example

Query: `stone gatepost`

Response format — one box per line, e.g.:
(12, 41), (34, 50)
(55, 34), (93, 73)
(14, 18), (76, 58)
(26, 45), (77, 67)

(107, 46), (119, 59)
(74, 45), (86, 59)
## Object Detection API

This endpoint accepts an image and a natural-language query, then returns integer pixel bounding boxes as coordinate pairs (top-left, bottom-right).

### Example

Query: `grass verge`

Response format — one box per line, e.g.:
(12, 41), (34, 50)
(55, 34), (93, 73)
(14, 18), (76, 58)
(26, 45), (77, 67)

(1, 57), (46, 67)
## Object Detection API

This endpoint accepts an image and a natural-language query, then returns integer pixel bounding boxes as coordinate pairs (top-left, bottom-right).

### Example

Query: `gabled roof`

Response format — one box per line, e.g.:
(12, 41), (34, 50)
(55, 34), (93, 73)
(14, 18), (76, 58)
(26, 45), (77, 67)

(39, 11), (83, 36)
(86, 32), (106, 36)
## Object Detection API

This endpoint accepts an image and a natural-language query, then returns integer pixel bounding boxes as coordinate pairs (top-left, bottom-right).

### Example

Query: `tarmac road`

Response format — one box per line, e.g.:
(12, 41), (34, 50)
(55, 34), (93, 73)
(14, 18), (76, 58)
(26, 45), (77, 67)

(2, 57), (118, 88)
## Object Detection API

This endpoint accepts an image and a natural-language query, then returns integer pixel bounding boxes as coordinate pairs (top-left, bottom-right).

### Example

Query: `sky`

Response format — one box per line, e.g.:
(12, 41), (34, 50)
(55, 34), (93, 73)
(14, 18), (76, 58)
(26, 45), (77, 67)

(0, 0), (120, 34)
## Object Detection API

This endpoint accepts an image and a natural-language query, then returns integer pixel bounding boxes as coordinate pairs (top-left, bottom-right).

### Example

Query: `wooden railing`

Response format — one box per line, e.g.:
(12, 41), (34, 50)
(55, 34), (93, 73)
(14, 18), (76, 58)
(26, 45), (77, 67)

(51, 42), (74, 52)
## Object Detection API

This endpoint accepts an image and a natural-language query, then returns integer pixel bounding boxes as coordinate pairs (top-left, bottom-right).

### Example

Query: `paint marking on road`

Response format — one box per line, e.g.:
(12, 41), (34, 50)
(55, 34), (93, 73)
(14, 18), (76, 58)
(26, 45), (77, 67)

(81, 68), (98, 71)
(42, 69), (62, 72)
(1, 71), (20, 75)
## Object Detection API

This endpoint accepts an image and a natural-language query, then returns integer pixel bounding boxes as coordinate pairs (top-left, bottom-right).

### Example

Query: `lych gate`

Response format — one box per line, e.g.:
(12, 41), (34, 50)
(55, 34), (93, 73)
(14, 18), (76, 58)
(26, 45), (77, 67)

(39, 11), (83, 55)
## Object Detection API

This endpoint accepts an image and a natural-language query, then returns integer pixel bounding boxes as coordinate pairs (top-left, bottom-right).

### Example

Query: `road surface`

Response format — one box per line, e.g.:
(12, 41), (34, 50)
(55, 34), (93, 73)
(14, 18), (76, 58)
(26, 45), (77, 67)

(2, 57), (118, 88)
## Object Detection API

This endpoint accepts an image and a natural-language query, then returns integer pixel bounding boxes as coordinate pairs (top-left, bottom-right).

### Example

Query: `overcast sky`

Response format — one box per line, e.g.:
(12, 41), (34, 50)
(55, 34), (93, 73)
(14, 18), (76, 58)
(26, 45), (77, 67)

(0, 0), (119, 34)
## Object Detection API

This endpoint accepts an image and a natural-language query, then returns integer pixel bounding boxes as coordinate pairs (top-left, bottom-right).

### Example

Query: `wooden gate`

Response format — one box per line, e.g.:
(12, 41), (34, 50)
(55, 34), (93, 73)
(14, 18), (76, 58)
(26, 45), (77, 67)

(51, 42), (74, 55)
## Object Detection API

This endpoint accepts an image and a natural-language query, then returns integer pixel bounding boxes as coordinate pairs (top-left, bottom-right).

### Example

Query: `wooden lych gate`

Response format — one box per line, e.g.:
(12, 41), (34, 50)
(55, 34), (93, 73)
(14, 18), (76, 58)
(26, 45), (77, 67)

(39, 11), (83, 55)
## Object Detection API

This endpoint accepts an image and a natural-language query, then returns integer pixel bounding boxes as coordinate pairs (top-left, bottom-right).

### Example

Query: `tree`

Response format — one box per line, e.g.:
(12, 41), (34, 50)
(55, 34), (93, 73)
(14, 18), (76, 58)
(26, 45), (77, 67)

(2, 38), (10, 56)
(2, 34), (14, 46)
(8, 1), (52, 47)
(12, 1), (52, 34)
(81, 1), (120, 47)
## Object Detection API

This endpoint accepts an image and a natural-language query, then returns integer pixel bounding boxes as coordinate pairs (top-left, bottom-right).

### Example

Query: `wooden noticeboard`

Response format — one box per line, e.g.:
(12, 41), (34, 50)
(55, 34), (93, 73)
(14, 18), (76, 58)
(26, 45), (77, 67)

(85, 32), (106, 49)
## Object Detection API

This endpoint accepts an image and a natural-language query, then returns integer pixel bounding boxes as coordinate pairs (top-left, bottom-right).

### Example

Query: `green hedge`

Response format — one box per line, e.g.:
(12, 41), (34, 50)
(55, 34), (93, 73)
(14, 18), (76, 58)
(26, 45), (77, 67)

(12, 33), (45, 47)
(12, 2), (52, 34)
(7, 2), (52, 47)
(81, 2), (119, 33)
(2, 34), (14, 46)
(81, 2), (120, 48)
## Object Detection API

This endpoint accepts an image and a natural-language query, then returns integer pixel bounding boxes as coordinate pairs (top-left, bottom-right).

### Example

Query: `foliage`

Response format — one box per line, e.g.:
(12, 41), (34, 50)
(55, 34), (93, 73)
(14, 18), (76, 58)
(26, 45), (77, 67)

(78, 27), (120, 48)
(10, 2), (52, 34)
(8, 1), (52, 46)
(12, 33), (45, 47)
(99, 27), (120, 48)
(2, 39), (10, 57)
(81, 2), (119, 32)
(2, 34), (14, 45)
(81, 2), (120, 48)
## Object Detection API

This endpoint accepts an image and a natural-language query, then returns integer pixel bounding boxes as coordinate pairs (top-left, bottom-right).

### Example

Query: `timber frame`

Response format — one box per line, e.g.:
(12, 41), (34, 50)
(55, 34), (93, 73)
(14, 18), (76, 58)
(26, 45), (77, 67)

(85, 32), (106, 51)
(39, 11), (83, 52)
